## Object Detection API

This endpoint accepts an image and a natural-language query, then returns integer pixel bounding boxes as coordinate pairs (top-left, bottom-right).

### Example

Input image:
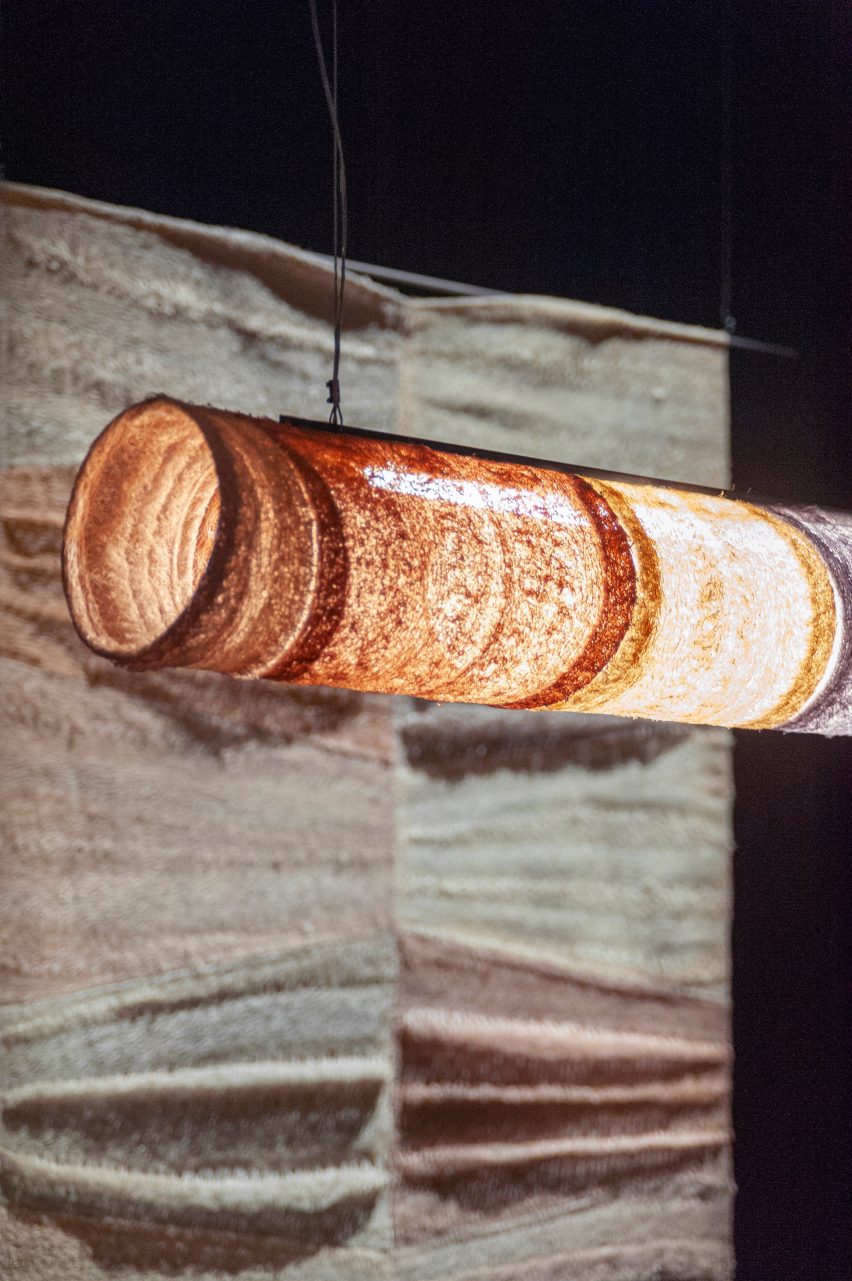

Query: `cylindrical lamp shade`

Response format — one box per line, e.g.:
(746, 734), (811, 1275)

(62, 398), (852, 734)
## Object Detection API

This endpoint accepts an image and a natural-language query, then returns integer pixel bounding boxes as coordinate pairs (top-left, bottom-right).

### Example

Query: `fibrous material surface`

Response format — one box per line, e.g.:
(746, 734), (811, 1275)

(2, 183), (734, 1280)
(64, 397), (847, 733)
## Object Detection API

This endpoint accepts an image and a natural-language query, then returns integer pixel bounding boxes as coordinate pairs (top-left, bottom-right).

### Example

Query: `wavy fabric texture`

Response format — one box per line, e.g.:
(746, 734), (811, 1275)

(2, 184), (732, 1279)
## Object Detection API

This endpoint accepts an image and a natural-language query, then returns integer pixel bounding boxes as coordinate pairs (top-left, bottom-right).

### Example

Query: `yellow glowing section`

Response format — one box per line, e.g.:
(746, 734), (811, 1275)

(562, 482), (836, 729)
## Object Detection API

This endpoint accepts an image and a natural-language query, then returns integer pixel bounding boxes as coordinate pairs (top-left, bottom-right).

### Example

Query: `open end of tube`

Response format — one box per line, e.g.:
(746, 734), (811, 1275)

(63, 401), (221, 659)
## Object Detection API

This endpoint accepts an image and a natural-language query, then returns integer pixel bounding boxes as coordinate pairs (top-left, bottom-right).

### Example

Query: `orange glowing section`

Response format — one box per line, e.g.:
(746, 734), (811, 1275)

(62, 398), (850, 734)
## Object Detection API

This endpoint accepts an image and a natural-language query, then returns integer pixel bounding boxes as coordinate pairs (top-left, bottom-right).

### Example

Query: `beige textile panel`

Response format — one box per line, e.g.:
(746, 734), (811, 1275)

(0, 184), (733, 1280)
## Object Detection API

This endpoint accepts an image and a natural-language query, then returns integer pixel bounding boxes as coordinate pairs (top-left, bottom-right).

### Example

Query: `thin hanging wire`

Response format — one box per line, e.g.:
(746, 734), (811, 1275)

(308, 0), (347, 424)
(717, 2), (796, 357)
(720, 0), (735, 334)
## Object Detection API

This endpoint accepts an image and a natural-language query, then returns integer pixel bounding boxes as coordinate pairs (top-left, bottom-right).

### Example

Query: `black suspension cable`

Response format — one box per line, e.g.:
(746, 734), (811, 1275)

(720, 0), (735, 334)
(308, 0), (347, 425)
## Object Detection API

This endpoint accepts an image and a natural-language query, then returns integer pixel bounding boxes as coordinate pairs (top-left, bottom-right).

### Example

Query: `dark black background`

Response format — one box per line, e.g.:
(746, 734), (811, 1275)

(4, 2), (850, 1275)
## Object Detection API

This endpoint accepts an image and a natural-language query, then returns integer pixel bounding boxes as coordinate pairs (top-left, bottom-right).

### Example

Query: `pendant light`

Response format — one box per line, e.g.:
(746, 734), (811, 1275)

(62, 397), (851, 734)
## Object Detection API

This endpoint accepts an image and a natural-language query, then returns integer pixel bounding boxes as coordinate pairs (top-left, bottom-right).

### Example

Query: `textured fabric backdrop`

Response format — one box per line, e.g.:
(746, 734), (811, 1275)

(0, 184), (733, 1279)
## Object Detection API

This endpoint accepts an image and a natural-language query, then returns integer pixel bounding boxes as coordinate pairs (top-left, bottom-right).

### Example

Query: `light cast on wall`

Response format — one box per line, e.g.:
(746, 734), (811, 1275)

(62, 397), (852, 734)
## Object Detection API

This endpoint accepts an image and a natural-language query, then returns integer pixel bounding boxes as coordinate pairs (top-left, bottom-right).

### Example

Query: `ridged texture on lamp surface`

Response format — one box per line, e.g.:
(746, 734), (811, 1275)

(62, 397), (850, 734)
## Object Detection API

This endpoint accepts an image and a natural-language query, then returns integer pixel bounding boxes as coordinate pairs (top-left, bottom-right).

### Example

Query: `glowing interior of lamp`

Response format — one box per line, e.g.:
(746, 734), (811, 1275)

(63, 402), (221, 655)
(62, 397), (851, 735)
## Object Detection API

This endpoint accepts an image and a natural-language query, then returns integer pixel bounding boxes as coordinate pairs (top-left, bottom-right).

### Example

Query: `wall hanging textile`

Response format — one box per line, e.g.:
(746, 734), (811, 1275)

(2, 184), (733, 1281)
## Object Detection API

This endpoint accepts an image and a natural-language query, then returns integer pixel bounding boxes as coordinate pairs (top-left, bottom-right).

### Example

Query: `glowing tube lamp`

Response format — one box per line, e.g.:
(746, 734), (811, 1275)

(62, 397), (852, 734)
